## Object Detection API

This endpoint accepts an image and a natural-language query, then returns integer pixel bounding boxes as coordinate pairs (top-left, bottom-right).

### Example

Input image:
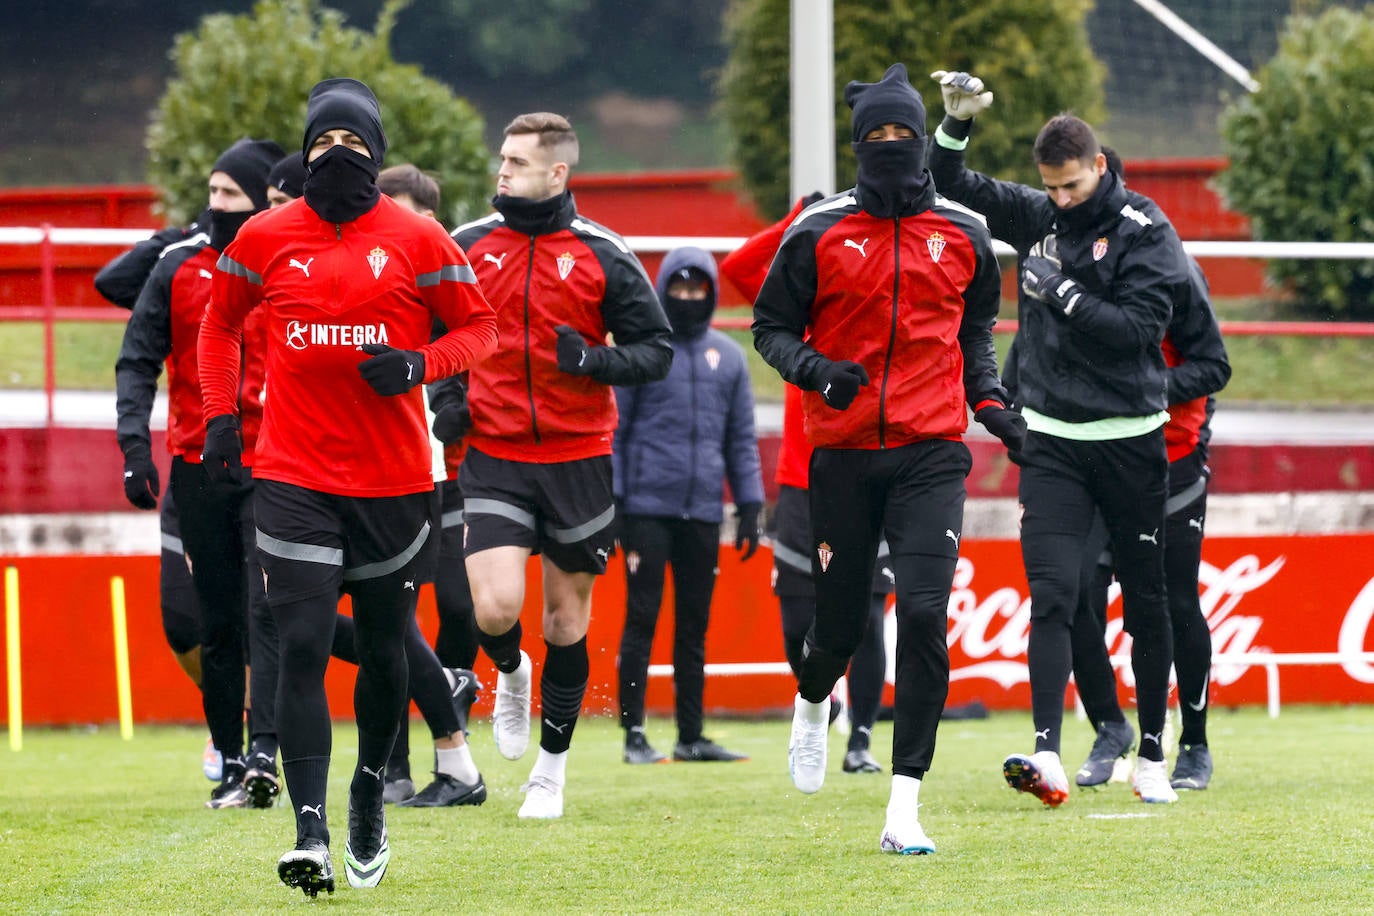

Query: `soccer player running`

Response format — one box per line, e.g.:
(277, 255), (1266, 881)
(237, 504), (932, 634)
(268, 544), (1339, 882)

(115, 137), (283, 809)
(451, 112), (672, 819)
(928, 70), (1190, 805)
(199, 78), (497, 895)
(753, 63), (1015, 854)
(1068, 149), (1231, 792)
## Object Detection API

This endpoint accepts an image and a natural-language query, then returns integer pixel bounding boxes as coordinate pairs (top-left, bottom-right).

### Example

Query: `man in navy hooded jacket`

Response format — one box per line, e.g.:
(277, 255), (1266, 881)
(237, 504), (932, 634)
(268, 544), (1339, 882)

(612, 245), (765, 765)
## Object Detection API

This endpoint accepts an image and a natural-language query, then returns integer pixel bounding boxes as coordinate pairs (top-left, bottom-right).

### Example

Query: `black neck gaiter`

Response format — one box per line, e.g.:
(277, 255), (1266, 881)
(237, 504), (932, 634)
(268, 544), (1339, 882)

(208, 208), (255, 253)
(304, 146), (380, 224)
(492, 191), (569, 235)
(664, 295), (715, 339)
(853, 138), (929, 219)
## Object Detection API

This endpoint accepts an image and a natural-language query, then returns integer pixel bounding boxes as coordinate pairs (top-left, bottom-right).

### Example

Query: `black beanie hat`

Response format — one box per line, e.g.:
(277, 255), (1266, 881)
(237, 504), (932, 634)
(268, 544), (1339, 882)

(302, 77), (387, 165)
(212, 138), (287, 211)
(845, 63), (927, 143)
(267, 153), (308, 200)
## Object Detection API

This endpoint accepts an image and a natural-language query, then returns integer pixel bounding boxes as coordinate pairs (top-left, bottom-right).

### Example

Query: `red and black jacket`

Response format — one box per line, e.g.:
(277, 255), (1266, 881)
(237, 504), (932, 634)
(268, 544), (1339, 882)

(451, 191), (672, 463)
(752, 180), (1007, 450)
(115, 236), (267, 465)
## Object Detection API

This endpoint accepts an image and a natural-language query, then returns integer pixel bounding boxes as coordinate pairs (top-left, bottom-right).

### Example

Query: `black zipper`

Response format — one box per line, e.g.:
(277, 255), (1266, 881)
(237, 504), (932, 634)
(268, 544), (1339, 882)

(522, 237), (541, 444)
(879, 216), (900, 449)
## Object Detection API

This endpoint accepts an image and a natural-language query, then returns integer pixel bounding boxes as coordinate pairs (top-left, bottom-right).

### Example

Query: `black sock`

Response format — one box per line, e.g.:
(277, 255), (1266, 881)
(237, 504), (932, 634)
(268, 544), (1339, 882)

(479, 620), (524, 673)
(1131, 624), (1175, 762)
(539, 637), (588, 754)
(283, 755), (331, 845)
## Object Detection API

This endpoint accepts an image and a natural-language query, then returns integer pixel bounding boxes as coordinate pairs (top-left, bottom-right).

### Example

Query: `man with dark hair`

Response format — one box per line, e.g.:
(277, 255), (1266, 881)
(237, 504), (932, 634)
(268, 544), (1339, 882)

(116, 137), (283, 811)
(753, 63), (1012, 854)
(451, 111), (672, 819)
(378, 164), (441, 218)
(199, 78), (497, 895)
(929, 69), (1191, 806)
(1069, 148), (1231, 792)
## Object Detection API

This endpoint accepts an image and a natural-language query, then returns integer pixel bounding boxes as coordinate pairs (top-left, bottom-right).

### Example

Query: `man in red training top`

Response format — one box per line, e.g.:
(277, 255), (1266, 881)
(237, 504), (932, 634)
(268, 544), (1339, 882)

(198, 78), (497, 896)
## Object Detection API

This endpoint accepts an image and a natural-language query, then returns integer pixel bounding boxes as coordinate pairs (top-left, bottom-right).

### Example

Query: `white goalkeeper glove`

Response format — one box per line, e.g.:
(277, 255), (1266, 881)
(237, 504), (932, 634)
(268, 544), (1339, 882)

(931, 70), (994, 121)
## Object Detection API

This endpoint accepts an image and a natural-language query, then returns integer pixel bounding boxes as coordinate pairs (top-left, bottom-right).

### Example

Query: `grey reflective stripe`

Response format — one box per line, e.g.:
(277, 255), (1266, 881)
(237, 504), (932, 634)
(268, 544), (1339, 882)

(257, 529), (343, 566)
(876, 539), (891, 563)
(772, 541), (811, 574)
(216, 253), (263, 285)
(416, 264), (478, 287)
(160, 532), (185, 556)
(441, 509), (465, 529)
(343, 521), (432, 582)
(1165, 475), (1208, 517)
(464, 498), (537, 531)
(543, 504), (615, 544)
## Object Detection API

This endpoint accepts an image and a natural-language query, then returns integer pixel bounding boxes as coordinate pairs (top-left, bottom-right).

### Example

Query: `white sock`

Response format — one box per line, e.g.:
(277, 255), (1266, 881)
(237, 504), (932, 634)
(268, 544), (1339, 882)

(530, 748), (568, 785)
(795, 693), (830, 725)
(886, 774), (922, 821)
(435, 744), (480, 785)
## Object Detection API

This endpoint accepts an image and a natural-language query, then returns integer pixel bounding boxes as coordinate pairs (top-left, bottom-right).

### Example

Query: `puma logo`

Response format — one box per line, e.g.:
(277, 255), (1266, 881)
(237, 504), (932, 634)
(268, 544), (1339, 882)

(403, 579), (416, 591)
(289, 257), (314, 277)
(944, 528), (960, 548)
(1143, 731), (1163, 747)
(843, 238), (869, 258)
(543, 718), (570, 735)
(483, 251), (507, 269)
(1138, 528), (1159, 545)
(361, 765), (383, 780)
(1035, 728), (1050, 741)
(299, 804), (323, 818)
(199, 269), (214, 280)
(1187, 517), (1203, 531)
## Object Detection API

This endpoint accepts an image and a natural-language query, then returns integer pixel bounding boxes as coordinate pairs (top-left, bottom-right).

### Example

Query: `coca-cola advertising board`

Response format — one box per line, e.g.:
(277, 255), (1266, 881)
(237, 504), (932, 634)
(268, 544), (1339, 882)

(935, 535), (1374, 710)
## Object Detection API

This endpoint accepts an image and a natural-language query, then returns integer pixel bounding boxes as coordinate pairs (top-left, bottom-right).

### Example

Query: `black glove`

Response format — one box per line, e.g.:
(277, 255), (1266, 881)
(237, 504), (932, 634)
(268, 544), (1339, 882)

(121, 443), (160, 510)
(201, 414), (244, 487)
(359, 343), (426, 396)
(975, 404), (1027, 454)
(734, 502), (762, 561)
(1021, 256), (1085, 316)
(431, 402), (472, 444)
(554, 324), (601, 376)
(816, 359), (870, 410)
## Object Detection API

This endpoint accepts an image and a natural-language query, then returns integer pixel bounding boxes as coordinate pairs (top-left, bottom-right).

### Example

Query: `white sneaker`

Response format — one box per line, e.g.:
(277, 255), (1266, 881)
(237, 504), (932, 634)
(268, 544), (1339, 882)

(518, 774), (564, 819)
(493, 650), (532, 761)
(202, 737), (222, 782)
(879, 814), (936, 855)
(1132, 757), (1179, 804)
(788, 694), (830, 794)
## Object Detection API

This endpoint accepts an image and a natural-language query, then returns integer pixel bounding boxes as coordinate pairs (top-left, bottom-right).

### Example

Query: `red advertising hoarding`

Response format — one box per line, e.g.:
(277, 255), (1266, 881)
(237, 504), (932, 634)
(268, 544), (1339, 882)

(1, 534), (1371, 727)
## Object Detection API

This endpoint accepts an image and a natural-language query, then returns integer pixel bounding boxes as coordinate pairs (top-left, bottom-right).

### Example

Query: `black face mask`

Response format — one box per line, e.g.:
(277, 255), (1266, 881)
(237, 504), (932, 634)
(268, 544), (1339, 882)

(663, 294), (714, 338)
(853, 137), (929, 219)
(304, 146), (380, 223)
(208, 208), (255, 252)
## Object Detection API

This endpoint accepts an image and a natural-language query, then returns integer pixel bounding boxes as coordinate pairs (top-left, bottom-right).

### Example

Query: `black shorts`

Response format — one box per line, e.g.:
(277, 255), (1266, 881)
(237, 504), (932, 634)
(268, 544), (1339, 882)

(457, 446), (615, 575)
(253, 479), (434, 604)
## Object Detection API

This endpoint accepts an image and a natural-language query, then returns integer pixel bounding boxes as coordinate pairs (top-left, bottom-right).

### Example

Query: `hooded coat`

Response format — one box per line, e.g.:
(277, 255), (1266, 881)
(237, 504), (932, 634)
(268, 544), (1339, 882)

(612, 246), (764, 523)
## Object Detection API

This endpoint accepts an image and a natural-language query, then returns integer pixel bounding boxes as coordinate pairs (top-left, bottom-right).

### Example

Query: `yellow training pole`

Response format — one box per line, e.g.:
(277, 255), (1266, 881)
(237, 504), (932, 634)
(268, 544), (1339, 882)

(110, 576), (134, 740)
(5, 566), (22, 751)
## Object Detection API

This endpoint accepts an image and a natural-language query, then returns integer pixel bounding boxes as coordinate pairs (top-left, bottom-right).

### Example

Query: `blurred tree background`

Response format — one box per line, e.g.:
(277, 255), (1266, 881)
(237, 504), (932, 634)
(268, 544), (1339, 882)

(1, 0), (1350, 190)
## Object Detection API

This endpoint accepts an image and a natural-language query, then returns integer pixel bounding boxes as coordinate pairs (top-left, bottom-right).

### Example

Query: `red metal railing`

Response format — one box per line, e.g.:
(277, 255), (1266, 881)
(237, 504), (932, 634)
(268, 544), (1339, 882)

(4, 224), (1374, 426)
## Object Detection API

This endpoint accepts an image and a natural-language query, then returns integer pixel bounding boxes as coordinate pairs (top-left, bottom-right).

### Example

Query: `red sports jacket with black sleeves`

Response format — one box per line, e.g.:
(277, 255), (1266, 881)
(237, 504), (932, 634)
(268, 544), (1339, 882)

(116, 236), (268, 465)
(752, 183), (1008, 450)
(451, 191), (672, 463)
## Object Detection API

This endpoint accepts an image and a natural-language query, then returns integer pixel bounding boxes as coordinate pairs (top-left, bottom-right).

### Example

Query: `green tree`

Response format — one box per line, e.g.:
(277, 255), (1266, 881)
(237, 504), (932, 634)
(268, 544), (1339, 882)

(146, 0), (490, 226)
(718, 0), (1105, 220)
(1216, 6), (1374, 317)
